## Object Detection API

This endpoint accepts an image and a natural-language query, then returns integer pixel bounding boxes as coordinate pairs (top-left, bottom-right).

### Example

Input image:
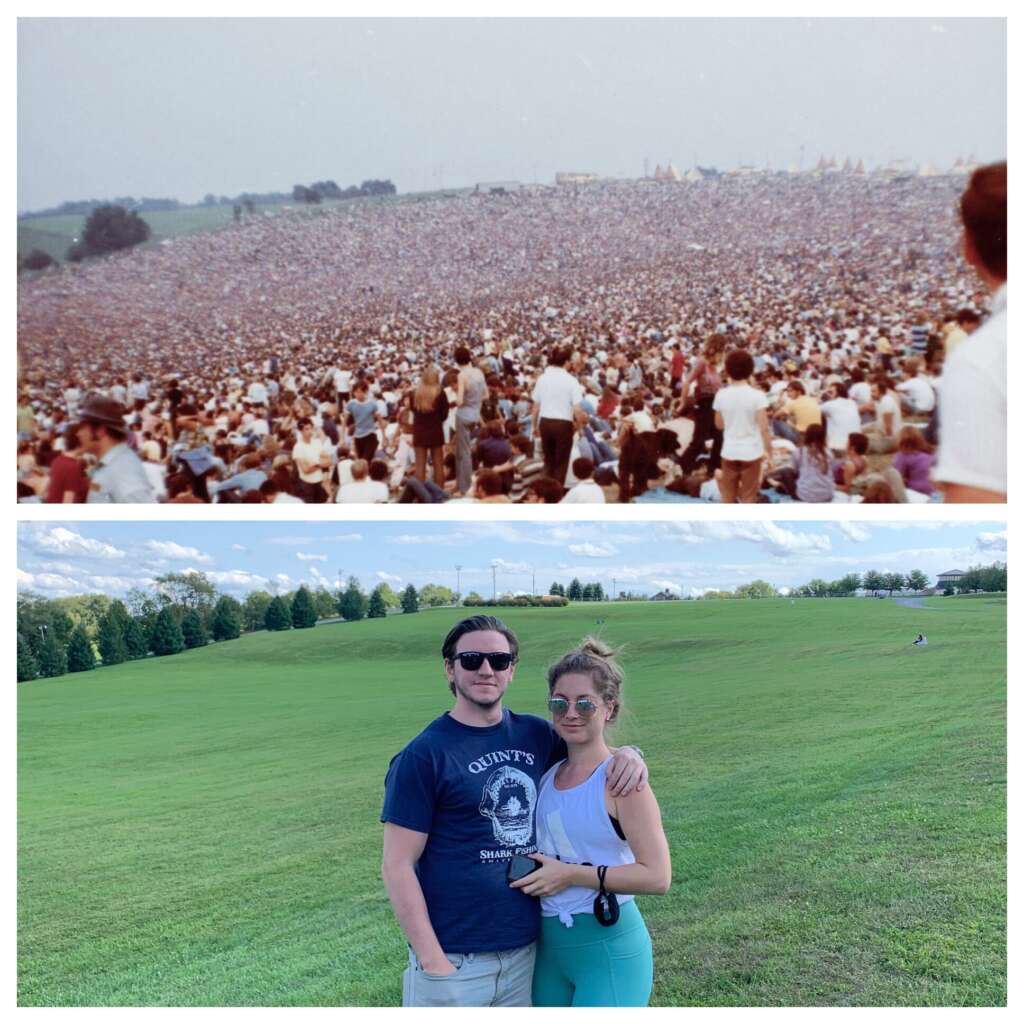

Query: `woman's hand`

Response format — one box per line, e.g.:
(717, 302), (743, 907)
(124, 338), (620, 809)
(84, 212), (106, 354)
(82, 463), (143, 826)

(508, 854), (581, 898)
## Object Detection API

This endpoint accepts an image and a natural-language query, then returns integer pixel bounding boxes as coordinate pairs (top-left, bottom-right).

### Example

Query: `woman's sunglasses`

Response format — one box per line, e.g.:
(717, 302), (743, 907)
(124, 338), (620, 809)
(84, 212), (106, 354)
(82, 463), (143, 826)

(452, 651), (516, 672)
(547, 697), (600, 717)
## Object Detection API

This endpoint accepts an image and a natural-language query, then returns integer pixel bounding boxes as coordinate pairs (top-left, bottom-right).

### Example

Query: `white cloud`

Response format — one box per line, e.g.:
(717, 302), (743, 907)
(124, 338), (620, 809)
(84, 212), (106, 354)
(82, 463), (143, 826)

(327, 533), (364, 542)
(836, 522), (871, 544)
(29, 526), (125, 560)
(660, 522), (831, 557)
(569, 542), (619, 558)
(205, 569), (269, 588)
(297, 552), (328, 561)
(275, 573), (294, 585)
(392, 532), (466, 546)
(976, 530), (1007, 553)
(145, 540), (213, 563)
(87, 575), (136, 592)
(491, 558), (531, 574)
(377, 571), (403, 584)
(231, 544), (247, 552)
(17, 568), (35, 586)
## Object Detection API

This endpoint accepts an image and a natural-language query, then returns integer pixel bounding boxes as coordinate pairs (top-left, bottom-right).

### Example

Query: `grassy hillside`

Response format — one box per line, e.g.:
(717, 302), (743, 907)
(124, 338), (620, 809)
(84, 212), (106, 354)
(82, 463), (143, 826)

(17, 598), (1006, 1006)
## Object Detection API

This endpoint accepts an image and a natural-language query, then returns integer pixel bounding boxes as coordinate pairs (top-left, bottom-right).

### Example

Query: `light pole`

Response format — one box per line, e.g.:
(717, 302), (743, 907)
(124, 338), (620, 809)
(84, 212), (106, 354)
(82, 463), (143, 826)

(491, 564), (497, 601)
(455, 565), (463, 605)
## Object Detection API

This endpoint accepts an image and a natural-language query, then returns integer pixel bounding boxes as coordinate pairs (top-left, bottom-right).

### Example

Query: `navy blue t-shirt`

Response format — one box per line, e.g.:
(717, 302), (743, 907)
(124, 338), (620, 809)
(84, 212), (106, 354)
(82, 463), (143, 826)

(381, 709), (566, 953)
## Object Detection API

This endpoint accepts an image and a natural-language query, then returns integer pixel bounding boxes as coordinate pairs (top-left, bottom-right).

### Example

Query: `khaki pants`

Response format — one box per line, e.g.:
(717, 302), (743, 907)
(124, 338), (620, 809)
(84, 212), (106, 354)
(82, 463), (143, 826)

(719, 457), (763, 503)
(403, 943), (536, 1007)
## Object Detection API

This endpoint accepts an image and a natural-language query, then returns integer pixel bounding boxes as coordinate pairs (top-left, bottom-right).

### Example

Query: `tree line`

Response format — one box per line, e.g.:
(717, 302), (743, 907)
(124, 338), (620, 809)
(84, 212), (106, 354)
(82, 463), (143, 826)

(291, 179), (396, 204)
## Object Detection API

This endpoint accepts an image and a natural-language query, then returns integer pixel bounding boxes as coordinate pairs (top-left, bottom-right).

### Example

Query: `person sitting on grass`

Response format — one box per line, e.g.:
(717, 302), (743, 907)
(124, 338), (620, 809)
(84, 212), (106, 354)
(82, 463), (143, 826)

(912, 633), (928, 646)
(892, 426), (936, 500)
(561, 457), (605, 503)
(835, 431), (869, 494)
(792, 423), (835, 503)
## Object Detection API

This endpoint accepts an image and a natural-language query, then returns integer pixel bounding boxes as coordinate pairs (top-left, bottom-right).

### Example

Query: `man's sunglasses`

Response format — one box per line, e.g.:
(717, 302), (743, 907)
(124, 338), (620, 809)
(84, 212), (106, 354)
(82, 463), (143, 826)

(452, 651), (516, 672)
(547, 697), (601, 717)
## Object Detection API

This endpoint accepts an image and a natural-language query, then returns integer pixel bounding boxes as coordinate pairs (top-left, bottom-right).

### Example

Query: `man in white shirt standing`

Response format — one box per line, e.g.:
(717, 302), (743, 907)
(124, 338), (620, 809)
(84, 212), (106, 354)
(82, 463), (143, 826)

(291, 417), (331, 503)
(531, 346), (584, 486)
(713, 349), (772, 504)
(935, 161), (1006, 503)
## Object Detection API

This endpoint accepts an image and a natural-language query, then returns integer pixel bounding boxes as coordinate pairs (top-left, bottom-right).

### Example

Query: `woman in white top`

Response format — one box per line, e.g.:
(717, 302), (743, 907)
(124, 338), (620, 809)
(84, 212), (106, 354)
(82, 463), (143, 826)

(509, 639), (671, 1006)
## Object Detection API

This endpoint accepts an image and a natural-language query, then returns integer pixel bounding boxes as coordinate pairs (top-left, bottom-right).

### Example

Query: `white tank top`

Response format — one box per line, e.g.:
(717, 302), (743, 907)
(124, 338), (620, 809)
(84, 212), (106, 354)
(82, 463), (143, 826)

(535, 755), (636, 926)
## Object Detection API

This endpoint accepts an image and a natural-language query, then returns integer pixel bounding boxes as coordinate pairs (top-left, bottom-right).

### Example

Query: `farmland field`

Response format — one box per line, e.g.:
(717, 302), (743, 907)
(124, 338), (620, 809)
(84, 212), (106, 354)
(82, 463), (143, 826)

(17, 597), (1006, 1006)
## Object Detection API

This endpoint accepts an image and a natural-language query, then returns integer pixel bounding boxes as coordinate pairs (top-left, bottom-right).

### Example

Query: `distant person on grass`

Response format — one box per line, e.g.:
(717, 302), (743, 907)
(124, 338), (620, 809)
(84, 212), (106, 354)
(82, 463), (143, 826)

(380, 616), (647, 1007)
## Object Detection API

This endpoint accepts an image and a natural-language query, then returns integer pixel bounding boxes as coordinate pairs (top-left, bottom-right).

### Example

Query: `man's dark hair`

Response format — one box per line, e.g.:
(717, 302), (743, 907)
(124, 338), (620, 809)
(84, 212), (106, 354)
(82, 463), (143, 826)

(955, 307), (982, 326)
(529, 476), (566, 503)
(475, 468), (504, 496)
(960, 161), (1007, 282)
(297, 417), (313, 430)
(724, 349), (754, 381)
(441, 616), (520, 694)
(548, 346), (569, 367)
(454, 346), (472, 366)
(572, 456), (595, 480)
(369, 460), (389, 482)
(847, 432), (869, 456)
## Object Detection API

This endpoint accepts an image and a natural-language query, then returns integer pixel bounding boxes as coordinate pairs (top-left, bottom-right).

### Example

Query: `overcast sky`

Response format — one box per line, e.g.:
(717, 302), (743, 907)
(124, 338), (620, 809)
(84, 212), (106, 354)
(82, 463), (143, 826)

(17, 17), (1006, 211)
(17, 520), (1008, 601)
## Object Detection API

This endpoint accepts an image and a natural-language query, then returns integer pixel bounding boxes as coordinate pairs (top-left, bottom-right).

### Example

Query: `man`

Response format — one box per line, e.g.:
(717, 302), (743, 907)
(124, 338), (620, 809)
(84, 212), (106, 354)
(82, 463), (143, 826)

(346, 381), (385, 462)
(713, 349), (772, 504)
(771, 380), (821, 444)
(76, 393), (156, 503)
(560, 457), (605, 503)
(935, 161), (1006, 503)
(381, 616), (646, 1007)
(531, 347), (585, 486)
(291, 417), (331, 503)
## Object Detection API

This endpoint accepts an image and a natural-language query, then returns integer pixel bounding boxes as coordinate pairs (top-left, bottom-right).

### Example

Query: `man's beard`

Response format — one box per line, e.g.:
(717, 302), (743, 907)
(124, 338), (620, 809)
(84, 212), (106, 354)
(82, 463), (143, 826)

(454, 677), (502, 710)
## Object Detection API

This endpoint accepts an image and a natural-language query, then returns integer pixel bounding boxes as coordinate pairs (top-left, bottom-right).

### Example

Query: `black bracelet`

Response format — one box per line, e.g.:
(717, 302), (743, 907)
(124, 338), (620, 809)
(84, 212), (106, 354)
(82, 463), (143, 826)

(593, 865), (621, 927)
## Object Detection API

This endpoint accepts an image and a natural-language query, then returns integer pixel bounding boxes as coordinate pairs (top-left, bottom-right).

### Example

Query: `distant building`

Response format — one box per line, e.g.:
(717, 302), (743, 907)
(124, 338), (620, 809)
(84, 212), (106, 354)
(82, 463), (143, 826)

(937, 569), (967, 589)
(474, 181), (522, 195)
(555, 171), (599, 186)
(650, 589), (680, 601)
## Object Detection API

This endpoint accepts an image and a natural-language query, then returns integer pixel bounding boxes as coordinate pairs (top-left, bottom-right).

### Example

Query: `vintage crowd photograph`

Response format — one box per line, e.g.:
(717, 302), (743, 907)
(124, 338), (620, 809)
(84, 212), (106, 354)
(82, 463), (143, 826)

(16, 17), (1007, 507)
(16, 518), (1007, 1007)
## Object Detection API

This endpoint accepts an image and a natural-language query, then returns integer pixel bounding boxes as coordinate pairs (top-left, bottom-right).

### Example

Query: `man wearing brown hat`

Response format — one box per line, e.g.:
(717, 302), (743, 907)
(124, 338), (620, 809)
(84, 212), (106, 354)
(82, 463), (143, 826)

(76, 393), (156, 503)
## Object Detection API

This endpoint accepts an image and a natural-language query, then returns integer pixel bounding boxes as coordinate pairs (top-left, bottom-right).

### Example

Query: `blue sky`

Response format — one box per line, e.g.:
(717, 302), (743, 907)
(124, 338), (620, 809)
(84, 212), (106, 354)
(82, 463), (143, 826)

(17, 520), (1008, 601)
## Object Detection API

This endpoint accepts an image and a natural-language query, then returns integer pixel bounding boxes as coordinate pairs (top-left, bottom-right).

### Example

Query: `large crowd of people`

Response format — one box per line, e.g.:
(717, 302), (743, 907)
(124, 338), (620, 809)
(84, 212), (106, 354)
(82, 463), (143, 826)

(16, 167), (1004, 503)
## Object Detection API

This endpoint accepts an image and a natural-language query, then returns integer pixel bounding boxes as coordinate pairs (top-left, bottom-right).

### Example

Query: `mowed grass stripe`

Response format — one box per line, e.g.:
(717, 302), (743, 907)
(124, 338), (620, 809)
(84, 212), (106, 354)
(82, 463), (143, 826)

(18, 598), (1006, 1006)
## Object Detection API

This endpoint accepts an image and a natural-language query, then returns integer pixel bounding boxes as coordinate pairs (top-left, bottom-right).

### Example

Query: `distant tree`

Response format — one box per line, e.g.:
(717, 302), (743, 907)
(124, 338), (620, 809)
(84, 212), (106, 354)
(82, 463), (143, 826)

(401, 584), (419, 614)
(862, 570), (885, 597)
(80, 204), (151, 257)
(567, 578), (584, 601)
(882, 572), (905, 597)
(151, 608), (185, 657)
(97, 603), (129, 666)
(201, 193), (218, 206)
(17, 633), (38, 682)
(360, 179), (397, 196)
(20, 248), (55, 272)
(310, 588), (338, 619)
(549, 582), (565, 597)
(367, 586), (388, 619)
(338, 578), (367, 621)
(66, 626), (96, 673)
(418, 584), (455, 607)
(210, 596), (242, 641)
(291, 586), (318, 629)
(124, 616), (150, 659)
(807, 579), (831, 598)
(243, 199), (255, 215)
(154, 571), (218, 615)
(243, 591), (274, 632)
(906, 569), (930, 592)
(180, 609), (208, 649)
(311, 180), (342, 199)
(833, 573), (861, 597)
(735, 579), (777, 599)
(463, 591), (483, 605)
(292, 184), (322, 204)
(37, 628), (68, 678)
(264, 596), (292, 632)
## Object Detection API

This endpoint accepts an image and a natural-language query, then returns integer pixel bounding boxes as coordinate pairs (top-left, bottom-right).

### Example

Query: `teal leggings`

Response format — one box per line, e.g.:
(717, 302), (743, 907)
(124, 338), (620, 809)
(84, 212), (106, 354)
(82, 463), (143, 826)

(532, 900), (653, 1006)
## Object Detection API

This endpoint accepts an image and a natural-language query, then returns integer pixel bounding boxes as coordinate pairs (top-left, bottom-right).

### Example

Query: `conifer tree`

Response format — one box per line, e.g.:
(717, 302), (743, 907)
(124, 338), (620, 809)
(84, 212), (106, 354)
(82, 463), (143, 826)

(368, 587), (387, 619)
(151, 607), (185, 656)
(264, 596), (292, 631)
(124, 616), (150, 660)
(37, 629), (68, 677)
(67, 626), (97, 673)
(181, 608), (209, 649)
(290, 586), (318, 629)
(211, 596), (243, 641)
(401, 584), (419, 614)
(97, 605), (129, 666)
(17, 633), (38, 682)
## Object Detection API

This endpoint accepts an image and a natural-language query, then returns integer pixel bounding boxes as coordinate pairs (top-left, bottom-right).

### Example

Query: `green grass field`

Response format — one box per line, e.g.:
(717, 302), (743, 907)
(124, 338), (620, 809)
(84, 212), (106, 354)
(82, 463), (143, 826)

(17, 597), (1006, 1006)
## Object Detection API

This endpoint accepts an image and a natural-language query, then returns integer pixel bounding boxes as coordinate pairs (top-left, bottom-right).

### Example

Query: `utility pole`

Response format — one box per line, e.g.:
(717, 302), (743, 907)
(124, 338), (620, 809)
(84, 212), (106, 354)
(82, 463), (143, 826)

(532, 570), (536, 597)
(612, 578), (617, 602)
(492, 565), (497, 601)
(455, 565), (463, 605)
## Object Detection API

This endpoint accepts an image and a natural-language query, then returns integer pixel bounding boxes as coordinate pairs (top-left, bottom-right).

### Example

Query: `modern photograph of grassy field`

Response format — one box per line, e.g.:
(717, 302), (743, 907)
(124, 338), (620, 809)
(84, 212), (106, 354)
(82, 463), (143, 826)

(18, 591), (1006, 1007)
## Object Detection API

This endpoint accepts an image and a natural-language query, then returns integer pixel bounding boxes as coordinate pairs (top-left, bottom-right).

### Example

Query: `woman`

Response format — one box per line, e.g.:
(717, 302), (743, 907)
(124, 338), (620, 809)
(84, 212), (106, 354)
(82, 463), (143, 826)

(510, 639), (671, 1006)
(453, 346), (487, 496)
(678, 333), (726, 474)
(408, 367), (449, 488)
(792, 422), (835, 503)
(892, 426), (935, 499)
